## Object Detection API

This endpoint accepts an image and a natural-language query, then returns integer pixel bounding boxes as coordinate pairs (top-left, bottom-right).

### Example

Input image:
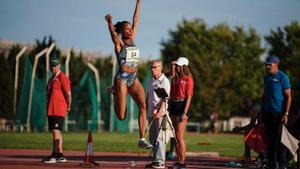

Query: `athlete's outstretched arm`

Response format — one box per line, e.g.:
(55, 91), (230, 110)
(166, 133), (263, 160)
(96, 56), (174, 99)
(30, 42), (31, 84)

(131, 0), (140, 39)
(105, 14), (122, 53)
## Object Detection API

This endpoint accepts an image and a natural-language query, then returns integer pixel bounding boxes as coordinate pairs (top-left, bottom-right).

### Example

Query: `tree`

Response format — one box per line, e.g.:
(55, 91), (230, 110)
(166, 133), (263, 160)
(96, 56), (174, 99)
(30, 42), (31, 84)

(265, 21), (300, 102)
(161, 19), (264, 121)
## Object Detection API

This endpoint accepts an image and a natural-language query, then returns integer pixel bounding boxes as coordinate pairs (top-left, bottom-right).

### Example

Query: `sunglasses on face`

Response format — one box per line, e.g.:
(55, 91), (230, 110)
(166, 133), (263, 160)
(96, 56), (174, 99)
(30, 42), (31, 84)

(151, 65), (161, 69)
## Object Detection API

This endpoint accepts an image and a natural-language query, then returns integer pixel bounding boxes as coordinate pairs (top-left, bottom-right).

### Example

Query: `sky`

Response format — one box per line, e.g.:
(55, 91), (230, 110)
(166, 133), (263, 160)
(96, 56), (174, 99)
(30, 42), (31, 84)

(0, 0), (300, 59)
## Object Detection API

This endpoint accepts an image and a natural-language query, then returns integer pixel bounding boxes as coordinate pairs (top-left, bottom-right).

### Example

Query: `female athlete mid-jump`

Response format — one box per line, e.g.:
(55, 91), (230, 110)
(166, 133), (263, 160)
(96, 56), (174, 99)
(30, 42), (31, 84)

(104, 0), (152, 149)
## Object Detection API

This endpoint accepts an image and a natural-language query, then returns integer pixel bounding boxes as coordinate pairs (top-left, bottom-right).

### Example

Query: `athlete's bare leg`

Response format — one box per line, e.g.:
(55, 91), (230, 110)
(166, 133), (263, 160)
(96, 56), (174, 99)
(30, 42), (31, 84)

(128, 79), (146, 138)
(113, 75), (128, 120)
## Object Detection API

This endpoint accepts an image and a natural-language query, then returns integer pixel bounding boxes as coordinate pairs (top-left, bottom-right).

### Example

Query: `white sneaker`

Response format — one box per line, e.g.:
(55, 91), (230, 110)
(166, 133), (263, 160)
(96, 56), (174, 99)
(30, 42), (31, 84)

(56, 153), (67, 163)
(151, 161), (165, 169)
(42, 153), (57, 163)
(138, 139), (152, 149)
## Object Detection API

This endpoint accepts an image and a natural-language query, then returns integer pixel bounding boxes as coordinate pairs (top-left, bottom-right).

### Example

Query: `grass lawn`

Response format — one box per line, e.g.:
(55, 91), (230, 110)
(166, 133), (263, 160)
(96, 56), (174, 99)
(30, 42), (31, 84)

(0, 132), (250, 157)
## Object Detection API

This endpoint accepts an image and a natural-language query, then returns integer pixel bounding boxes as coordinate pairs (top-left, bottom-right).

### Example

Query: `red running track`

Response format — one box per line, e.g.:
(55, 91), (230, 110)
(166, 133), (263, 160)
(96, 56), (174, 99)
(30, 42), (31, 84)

(0, 149), (257, 169)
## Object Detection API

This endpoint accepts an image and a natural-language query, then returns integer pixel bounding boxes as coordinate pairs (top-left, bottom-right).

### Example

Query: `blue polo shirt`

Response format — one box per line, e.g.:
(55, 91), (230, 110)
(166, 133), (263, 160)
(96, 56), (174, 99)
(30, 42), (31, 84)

(263, 70), (291, 114)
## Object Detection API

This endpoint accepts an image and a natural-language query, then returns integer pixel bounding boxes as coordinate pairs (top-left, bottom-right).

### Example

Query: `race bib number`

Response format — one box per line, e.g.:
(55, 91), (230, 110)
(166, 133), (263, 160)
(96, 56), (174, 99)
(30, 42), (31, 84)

(125, 46), (140, 63)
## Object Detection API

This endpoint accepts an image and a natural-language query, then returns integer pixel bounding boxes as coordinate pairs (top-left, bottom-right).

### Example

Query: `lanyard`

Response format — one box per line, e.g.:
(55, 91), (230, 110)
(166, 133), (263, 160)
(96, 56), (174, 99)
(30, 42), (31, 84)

(47, 71), (61, 94)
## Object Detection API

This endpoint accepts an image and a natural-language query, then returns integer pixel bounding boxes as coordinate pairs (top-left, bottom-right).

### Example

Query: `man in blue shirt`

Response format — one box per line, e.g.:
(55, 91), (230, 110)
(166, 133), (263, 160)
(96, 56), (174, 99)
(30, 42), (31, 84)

(262, 55), (292, 169)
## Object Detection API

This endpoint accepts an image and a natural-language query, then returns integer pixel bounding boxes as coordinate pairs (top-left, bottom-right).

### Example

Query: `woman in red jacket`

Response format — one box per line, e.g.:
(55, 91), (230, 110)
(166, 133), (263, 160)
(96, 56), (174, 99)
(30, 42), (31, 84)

(169, 57), (194, 169)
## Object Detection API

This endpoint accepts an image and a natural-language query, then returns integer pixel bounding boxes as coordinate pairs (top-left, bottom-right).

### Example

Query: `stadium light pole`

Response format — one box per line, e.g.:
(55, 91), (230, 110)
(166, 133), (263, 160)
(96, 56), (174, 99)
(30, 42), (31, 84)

(13, 46), (27, 115)
(109, 57), (117, 132)
(64, 51), (71, 131)
(87, 62), (102, 132)
(26, 48), (48, 132)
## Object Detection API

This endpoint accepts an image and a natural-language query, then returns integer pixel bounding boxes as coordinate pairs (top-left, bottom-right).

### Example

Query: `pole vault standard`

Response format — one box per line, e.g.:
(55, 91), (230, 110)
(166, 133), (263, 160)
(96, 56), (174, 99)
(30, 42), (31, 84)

(26, 48), (48, 132)
(87, 62), (102, 132)
(13, 46), (27, 115)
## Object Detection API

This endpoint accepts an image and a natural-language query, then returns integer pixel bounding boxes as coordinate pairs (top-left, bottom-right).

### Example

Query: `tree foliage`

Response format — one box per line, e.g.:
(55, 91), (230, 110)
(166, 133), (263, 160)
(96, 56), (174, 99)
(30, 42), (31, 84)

(161, 19), (265, 120)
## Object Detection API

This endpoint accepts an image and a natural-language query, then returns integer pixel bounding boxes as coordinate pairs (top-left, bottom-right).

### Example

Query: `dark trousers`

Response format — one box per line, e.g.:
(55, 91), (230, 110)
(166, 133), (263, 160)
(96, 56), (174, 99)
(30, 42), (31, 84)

(264, 112), (287, 167)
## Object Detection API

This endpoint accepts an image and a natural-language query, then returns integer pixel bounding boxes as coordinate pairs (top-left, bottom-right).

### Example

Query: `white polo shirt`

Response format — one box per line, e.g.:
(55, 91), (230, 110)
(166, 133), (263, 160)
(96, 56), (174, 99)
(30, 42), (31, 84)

(147, 73), (170, 118)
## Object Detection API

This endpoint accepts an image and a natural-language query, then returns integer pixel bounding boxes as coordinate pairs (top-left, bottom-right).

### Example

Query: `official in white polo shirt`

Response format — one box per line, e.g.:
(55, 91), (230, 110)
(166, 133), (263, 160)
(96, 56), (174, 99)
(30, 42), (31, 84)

(145, 60), (170, 169)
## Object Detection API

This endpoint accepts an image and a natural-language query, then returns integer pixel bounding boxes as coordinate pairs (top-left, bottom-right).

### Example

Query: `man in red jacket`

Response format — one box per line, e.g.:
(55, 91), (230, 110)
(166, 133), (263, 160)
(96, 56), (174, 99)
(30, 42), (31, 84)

(42, 53), (71, 163)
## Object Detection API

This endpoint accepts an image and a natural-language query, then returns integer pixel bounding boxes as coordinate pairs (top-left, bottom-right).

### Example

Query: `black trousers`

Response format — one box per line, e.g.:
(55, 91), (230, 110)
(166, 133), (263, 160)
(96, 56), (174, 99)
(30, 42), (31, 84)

(264, 112), (288, 167)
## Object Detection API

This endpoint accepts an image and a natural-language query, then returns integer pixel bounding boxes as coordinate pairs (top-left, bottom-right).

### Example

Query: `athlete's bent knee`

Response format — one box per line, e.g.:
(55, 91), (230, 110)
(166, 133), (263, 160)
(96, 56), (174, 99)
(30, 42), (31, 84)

(117, 115), (126, 121)
(115, 110), (126, 120)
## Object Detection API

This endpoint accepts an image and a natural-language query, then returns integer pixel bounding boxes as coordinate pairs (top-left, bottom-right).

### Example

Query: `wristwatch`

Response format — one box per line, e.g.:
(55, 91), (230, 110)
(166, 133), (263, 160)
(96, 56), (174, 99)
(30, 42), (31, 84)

(284, 112), (289, 115)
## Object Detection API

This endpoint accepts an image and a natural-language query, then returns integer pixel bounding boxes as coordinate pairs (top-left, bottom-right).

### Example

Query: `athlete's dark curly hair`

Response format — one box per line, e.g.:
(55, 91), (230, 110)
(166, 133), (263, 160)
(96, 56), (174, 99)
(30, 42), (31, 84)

(114, 21), (131, 35)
